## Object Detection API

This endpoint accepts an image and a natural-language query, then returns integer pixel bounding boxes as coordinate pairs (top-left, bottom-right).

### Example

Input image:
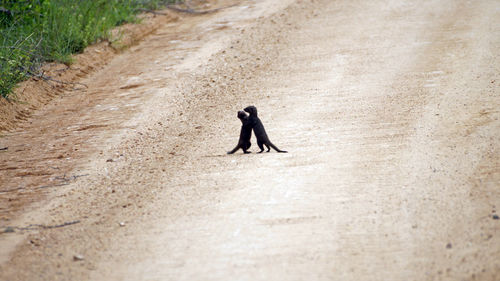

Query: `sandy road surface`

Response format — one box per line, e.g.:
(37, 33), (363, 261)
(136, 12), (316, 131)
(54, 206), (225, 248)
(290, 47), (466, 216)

(1, 0), (500, 280)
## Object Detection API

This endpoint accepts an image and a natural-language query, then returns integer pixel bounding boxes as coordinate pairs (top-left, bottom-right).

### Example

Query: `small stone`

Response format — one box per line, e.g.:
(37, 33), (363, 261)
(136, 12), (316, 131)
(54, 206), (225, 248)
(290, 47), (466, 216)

(446, 243), (452, 249)
(4, 227), (15, 233)
(106, 158), (114, 162)
(73, 254), (84, 261)
(119, 222), (125, 227)
(29, 239), (40, 246)
(493, 214), (499, 220)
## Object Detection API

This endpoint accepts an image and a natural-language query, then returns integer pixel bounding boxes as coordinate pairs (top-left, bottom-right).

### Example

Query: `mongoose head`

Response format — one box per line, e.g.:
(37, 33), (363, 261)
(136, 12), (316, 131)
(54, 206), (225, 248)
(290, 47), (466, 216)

(244, 105), (257, 116)
(237, 110), (248, 120)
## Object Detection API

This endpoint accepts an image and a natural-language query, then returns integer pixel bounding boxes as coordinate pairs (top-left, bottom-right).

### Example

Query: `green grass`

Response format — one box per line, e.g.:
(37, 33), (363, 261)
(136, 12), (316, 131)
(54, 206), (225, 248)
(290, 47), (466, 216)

(0, 0), (177, 98)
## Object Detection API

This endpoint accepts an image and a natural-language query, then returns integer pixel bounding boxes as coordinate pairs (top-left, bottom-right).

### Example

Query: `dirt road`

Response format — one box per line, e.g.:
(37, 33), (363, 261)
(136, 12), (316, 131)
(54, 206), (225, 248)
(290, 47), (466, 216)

(1, 0), (499, 280)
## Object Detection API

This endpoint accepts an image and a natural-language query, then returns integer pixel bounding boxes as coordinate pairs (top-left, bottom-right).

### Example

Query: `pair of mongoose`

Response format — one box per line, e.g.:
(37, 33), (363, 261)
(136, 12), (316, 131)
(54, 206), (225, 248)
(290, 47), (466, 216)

(227, 105), (287, 154)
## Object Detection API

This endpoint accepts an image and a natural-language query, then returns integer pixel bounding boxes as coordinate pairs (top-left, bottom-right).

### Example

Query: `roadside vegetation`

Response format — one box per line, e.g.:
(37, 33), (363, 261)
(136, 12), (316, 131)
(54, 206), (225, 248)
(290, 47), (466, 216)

(0, 0), (177, 98)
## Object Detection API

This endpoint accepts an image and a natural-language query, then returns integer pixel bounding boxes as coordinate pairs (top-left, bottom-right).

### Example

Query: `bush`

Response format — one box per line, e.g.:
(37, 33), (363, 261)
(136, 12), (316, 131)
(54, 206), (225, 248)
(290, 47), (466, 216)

(0, 0), (176, 98)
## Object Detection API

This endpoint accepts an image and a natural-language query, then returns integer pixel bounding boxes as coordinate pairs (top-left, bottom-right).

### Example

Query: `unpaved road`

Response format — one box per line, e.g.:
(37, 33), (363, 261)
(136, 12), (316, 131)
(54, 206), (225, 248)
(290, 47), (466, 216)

(1, 0), (499, 280)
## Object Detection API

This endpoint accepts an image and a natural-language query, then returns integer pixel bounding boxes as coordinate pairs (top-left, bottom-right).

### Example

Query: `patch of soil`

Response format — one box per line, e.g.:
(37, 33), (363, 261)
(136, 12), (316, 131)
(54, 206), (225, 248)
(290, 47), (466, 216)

(0, 10), (179, 132)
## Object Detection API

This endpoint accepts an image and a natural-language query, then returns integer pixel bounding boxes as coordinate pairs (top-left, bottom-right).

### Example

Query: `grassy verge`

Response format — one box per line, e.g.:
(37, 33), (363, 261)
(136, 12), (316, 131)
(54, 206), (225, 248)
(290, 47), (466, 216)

(0, 0), (177, 98)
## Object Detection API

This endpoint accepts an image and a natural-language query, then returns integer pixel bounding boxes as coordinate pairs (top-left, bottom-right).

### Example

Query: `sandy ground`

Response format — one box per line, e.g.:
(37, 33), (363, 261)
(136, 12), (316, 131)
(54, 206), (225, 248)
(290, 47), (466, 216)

(1, 0), (499, 280)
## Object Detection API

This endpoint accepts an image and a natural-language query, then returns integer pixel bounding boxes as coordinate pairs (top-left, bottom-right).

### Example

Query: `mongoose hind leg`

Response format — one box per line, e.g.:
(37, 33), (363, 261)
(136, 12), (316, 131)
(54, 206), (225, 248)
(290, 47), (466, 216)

(243, 142), (252, 153)
(257, 141), (265, 153)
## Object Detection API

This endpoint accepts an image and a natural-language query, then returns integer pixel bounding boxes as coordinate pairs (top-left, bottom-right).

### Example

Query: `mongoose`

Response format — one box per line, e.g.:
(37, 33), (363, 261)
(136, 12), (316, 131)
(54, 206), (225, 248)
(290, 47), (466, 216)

(227, 111), (252, 154)
(244, 105), (287, 153)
